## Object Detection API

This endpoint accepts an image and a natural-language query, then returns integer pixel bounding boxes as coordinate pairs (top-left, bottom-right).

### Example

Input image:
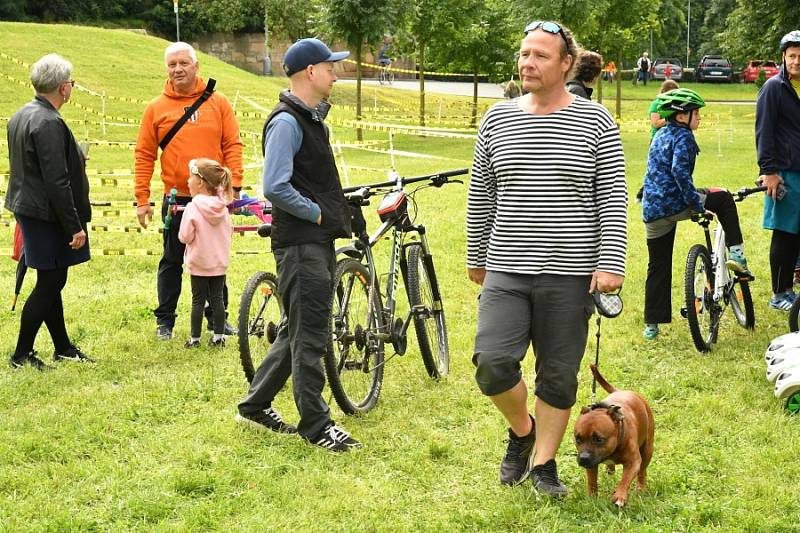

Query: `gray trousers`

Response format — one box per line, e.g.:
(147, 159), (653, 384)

(238, 242), (336, 440)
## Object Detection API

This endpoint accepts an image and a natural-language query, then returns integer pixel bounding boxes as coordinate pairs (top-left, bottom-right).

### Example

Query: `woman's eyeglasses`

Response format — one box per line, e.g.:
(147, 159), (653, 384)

(523, 21), (568, 46)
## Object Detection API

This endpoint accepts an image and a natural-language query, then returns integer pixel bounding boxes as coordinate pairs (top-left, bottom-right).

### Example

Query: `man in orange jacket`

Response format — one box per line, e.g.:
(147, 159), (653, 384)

(134, 41), (244, 340)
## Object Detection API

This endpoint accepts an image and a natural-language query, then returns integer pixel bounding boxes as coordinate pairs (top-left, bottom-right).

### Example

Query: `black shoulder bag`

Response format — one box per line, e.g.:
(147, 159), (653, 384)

(158, 78), (216, 151)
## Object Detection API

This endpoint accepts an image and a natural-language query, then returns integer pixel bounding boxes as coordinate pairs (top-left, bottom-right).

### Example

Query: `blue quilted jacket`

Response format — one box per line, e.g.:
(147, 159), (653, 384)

(642, 123), (704, 223)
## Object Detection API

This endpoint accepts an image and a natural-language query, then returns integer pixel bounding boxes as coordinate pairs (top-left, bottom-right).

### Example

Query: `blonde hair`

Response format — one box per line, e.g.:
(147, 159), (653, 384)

(190, 158), (233, 201)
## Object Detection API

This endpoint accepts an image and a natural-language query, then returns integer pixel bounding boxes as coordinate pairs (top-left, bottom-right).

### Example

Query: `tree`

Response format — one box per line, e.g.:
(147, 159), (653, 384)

(324, 0), (405, 140)
(720, 0), (800, 63)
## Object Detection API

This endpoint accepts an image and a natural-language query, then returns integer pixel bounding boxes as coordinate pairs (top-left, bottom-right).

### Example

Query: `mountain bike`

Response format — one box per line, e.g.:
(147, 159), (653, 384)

(680, 186), (762, 352)
(377, 61), (394, 85)
(325, 168), (468, 414)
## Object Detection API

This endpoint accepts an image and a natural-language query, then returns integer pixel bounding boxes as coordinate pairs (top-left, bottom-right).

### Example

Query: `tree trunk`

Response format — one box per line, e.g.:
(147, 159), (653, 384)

(418, 42), (425, 127)
(356, 42), (363, 141)
(470, 66), (478, 129)
(615, 53), (622, 119)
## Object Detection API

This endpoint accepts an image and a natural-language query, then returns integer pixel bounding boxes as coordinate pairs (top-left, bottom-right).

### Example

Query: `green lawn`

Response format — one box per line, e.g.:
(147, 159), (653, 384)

(1, 22), (799, 532)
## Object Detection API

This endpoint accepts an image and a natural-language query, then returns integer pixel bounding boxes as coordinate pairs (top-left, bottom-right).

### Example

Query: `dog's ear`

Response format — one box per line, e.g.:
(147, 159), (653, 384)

(580, 405), (591, 414)
(607, 404), (625, 422)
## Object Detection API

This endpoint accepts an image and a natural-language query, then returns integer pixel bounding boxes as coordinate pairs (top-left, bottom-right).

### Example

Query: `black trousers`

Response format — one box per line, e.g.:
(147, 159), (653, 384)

(14, 267), (71, 359)
(770, 230), (800, 294)
(238, 242), (336, 440)
(154, 195), (229, 328)
(190, 275), (226, 338)
(643, 190), (744, 324)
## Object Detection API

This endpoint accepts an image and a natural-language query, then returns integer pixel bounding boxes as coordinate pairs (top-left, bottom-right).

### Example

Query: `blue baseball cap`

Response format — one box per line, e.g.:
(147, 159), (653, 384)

(283, 38), (350, 76)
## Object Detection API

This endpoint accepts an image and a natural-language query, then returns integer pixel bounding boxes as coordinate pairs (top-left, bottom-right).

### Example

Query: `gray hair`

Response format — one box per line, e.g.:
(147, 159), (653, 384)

(30, 54), (72, 94)
(165, 42), (198, 64)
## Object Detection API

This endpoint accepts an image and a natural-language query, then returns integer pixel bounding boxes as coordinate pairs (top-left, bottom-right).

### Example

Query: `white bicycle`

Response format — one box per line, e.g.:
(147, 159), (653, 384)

(680, 186), (762, 352)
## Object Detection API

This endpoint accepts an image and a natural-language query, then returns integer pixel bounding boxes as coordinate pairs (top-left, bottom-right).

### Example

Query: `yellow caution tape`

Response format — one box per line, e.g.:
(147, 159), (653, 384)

(342, 58), (486, 78)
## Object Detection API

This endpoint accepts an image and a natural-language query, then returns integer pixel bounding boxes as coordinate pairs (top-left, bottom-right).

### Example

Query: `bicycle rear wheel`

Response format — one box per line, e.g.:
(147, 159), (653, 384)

(238, 271), (282, 383)
(728, 277), (755, 329)
(325, 258), (384, 414)
(684, 244), (717, 352)
(406, 243), (449, 378)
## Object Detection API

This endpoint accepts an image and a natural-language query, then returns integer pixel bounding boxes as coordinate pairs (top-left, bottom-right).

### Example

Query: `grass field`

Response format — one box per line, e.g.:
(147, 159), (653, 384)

(1, 22), (800, 532)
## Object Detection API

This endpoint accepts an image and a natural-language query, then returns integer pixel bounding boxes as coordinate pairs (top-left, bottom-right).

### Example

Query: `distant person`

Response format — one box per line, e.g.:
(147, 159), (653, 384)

(178, 158), (233, 349)
(664, 61), (673, 81)
(636, 51), (651, 86)
(377, 39), (392, 67)
(134, 42), (243, 340)
(602, 60), (617, 82)
(504, 79), (521, 99)
(5, 54), (94, 370)
(756, 30), (800, 310)
(566, 50), (602, 100)
(641, 89), (753, 340)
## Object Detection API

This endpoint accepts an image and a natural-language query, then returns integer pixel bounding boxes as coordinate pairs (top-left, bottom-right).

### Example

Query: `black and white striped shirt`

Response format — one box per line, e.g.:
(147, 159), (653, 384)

(467, 97), (627, 276)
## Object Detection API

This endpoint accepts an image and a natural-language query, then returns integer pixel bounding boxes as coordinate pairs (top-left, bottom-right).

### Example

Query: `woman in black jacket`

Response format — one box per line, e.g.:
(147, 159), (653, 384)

(566, 50), (602, 100)
(5, 54), (94, 369)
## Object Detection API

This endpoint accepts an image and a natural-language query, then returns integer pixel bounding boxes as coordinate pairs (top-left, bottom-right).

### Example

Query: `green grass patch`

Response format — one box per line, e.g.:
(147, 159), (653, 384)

(1, 21), (799, 532)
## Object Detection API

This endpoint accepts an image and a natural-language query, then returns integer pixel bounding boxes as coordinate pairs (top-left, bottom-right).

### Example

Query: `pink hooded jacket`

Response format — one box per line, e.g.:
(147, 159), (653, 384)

(178, 194), (232, 276)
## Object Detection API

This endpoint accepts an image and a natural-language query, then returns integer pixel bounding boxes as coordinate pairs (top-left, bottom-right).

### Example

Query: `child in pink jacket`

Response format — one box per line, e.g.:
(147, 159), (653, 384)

(178, 158), (233, 348)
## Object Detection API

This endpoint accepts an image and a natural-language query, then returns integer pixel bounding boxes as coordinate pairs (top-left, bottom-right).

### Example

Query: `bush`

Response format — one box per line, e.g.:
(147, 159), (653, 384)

(755, 69), (767, 89)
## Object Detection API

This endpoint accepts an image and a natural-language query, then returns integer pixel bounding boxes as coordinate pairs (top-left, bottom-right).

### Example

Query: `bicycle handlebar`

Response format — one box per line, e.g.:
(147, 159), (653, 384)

(341, 168), (468, 195)
(735, 185), (767, 201)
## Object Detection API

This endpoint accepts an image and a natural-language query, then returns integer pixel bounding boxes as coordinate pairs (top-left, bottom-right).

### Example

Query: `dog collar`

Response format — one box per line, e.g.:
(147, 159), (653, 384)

(586, 401), (625, 449)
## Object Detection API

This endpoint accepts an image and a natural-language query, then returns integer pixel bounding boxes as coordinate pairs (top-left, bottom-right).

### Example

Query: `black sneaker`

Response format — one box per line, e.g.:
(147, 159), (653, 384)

(207, 319), (237, 336)
(156, 325), (174, 340)
(308, 422), (363, 452)
(235, 407), (297, 434)
(184, 339), (201, 349)
(10, 351), (53, 371)
(531, 459), (568, 498)
(500, 416), (536, 486)
(53, 346), (95, 363)
(208, 337), (225, 348)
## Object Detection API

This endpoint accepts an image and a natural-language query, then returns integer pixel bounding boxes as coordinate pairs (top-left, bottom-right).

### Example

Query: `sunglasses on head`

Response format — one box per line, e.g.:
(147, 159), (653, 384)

(523, 21), (568, 45)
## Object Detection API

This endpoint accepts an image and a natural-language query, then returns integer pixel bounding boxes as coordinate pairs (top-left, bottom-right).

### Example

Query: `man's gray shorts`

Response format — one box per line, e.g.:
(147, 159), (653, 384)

(472, 271), (594, 409)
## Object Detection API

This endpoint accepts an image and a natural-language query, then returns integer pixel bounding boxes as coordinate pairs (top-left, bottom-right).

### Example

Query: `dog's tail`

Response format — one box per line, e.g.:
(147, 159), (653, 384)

(589, 364), (617, 393)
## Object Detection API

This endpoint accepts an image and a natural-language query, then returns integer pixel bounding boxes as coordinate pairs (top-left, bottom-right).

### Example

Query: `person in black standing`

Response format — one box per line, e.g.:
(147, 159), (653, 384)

(5, 54), (94, 369)
(236, 38), (362, 452)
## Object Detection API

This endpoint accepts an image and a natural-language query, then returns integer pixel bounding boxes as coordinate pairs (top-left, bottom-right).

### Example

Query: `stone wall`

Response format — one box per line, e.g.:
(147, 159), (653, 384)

(192, 32), (414, 78)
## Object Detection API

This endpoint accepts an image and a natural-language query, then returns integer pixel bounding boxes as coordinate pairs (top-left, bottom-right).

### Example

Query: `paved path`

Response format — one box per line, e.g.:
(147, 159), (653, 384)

(339, 78), (505, 99)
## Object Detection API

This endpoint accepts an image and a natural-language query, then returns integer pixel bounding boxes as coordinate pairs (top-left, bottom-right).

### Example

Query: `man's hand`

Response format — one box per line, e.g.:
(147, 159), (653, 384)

(590, 271), (624, 293)
(69, 229), (87, 250)
(316, 213), (322, 225)
(137, 204), (153, 229)
(468, 267), (486, 286)
(759, 174), (784, 200)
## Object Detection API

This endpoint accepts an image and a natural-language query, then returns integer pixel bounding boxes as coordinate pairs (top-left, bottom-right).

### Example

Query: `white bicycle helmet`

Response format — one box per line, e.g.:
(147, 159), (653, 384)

(764, 331), (800, 364)
(766, 348), (800, 383)
(775, 367), (800, 399)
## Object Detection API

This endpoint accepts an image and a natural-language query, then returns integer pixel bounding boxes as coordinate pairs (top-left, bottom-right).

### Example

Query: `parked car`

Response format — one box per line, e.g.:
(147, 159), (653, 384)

(696, 55), (733, 82)
(650, 58), (683, 81)
(741, 60), (780, 83)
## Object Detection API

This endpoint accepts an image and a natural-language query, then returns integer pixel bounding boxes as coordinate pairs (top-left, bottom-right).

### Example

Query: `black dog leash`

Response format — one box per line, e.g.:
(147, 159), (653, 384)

(590, 290), (624, 402)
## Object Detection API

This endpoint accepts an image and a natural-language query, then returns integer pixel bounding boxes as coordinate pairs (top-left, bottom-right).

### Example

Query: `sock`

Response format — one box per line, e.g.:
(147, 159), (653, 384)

(191, 337), (200, 342)
(213, 334), (224, 342)
(728, 244), (745, 261)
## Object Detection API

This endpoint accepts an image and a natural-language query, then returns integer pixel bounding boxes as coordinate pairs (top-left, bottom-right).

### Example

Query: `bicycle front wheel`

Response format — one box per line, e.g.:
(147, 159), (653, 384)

(728, 277), (755, 329)
(325, 258), (384, 414)
(238, 271), (282, 383)
(684, 244), (716, 352)
(406, 243), (449, 378)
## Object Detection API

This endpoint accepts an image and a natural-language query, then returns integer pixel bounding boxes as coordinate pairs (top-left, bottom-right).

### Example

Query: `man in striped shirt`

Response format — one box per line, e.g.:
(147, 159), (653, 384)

(467, 21), (627, 497)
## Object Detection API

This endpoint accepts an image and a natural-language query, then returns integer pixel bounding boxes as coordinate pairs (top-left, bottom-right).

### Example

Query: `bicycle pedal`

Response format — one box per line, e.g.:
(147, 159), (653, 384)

(680, 307), (688, 318)
(412, 304), (431, 319)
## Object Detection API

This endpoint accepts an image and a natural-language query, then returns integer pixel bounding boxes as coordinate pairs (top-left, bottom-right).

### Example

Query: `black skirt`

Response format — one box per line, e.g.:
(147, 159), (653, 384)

(15, 213), (90, 270)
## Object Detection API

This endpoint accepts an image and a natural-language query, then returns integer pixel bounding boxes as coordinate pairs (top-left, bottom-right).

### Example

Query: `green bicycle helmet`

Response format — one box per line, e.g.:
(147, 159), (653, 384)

(655, 88), (706, 118)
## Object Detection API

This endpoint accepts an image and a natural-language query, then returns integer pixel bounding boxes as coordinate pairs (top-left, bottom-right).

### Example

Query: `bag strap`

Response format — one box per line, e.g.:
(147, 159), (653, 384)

(159, 78), (216, 151)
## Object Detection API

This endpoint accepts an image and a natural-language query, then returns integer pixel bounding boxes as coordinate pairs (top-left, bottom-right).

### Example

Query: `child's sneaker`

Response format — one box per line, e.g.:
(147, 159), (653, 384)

(643, 324), (659, 340)
(726, 251), (754, 280)
(769, 291), (797, 311)
(184, 339), (201, 349)
(208, 337), (225, 348)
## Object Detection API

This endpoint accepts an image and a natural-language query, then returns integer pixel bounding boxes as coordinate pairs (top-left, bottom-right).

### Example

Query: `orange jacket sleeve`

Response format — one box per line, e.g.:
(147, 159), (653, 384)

(134, 103), (158, 207)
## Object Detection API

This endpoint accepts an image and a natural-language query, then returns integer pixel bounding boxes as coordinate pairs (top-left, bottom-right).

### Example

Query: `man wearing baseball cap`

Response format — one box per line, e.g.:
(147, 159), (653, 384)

(236, 38), (361, 452)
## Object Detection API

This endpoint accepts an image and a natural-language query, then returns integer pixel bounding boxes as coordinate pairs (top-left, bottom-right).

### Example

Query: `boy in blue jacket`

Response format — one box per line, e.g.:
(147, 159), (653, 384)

(641, 88), (753, 340)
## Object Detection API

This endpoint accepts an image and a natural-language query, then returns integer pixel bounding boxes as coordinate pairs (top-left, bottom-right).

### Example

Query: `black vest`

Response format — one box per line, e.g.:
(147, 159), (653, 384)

(262, 93), (351, 248)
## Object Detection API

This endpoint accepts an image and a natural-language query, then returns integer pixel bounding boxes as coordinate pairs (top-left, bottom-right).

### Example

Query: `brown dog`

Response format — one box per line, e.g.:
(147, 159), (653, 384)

(573, 364), (654, 507)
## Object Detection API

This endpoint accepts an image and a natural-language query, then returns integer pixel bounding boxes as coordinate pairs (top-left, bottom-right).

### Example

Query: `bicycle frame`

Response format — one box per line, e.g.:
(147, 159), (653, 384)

(698, 218), (734, 311)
